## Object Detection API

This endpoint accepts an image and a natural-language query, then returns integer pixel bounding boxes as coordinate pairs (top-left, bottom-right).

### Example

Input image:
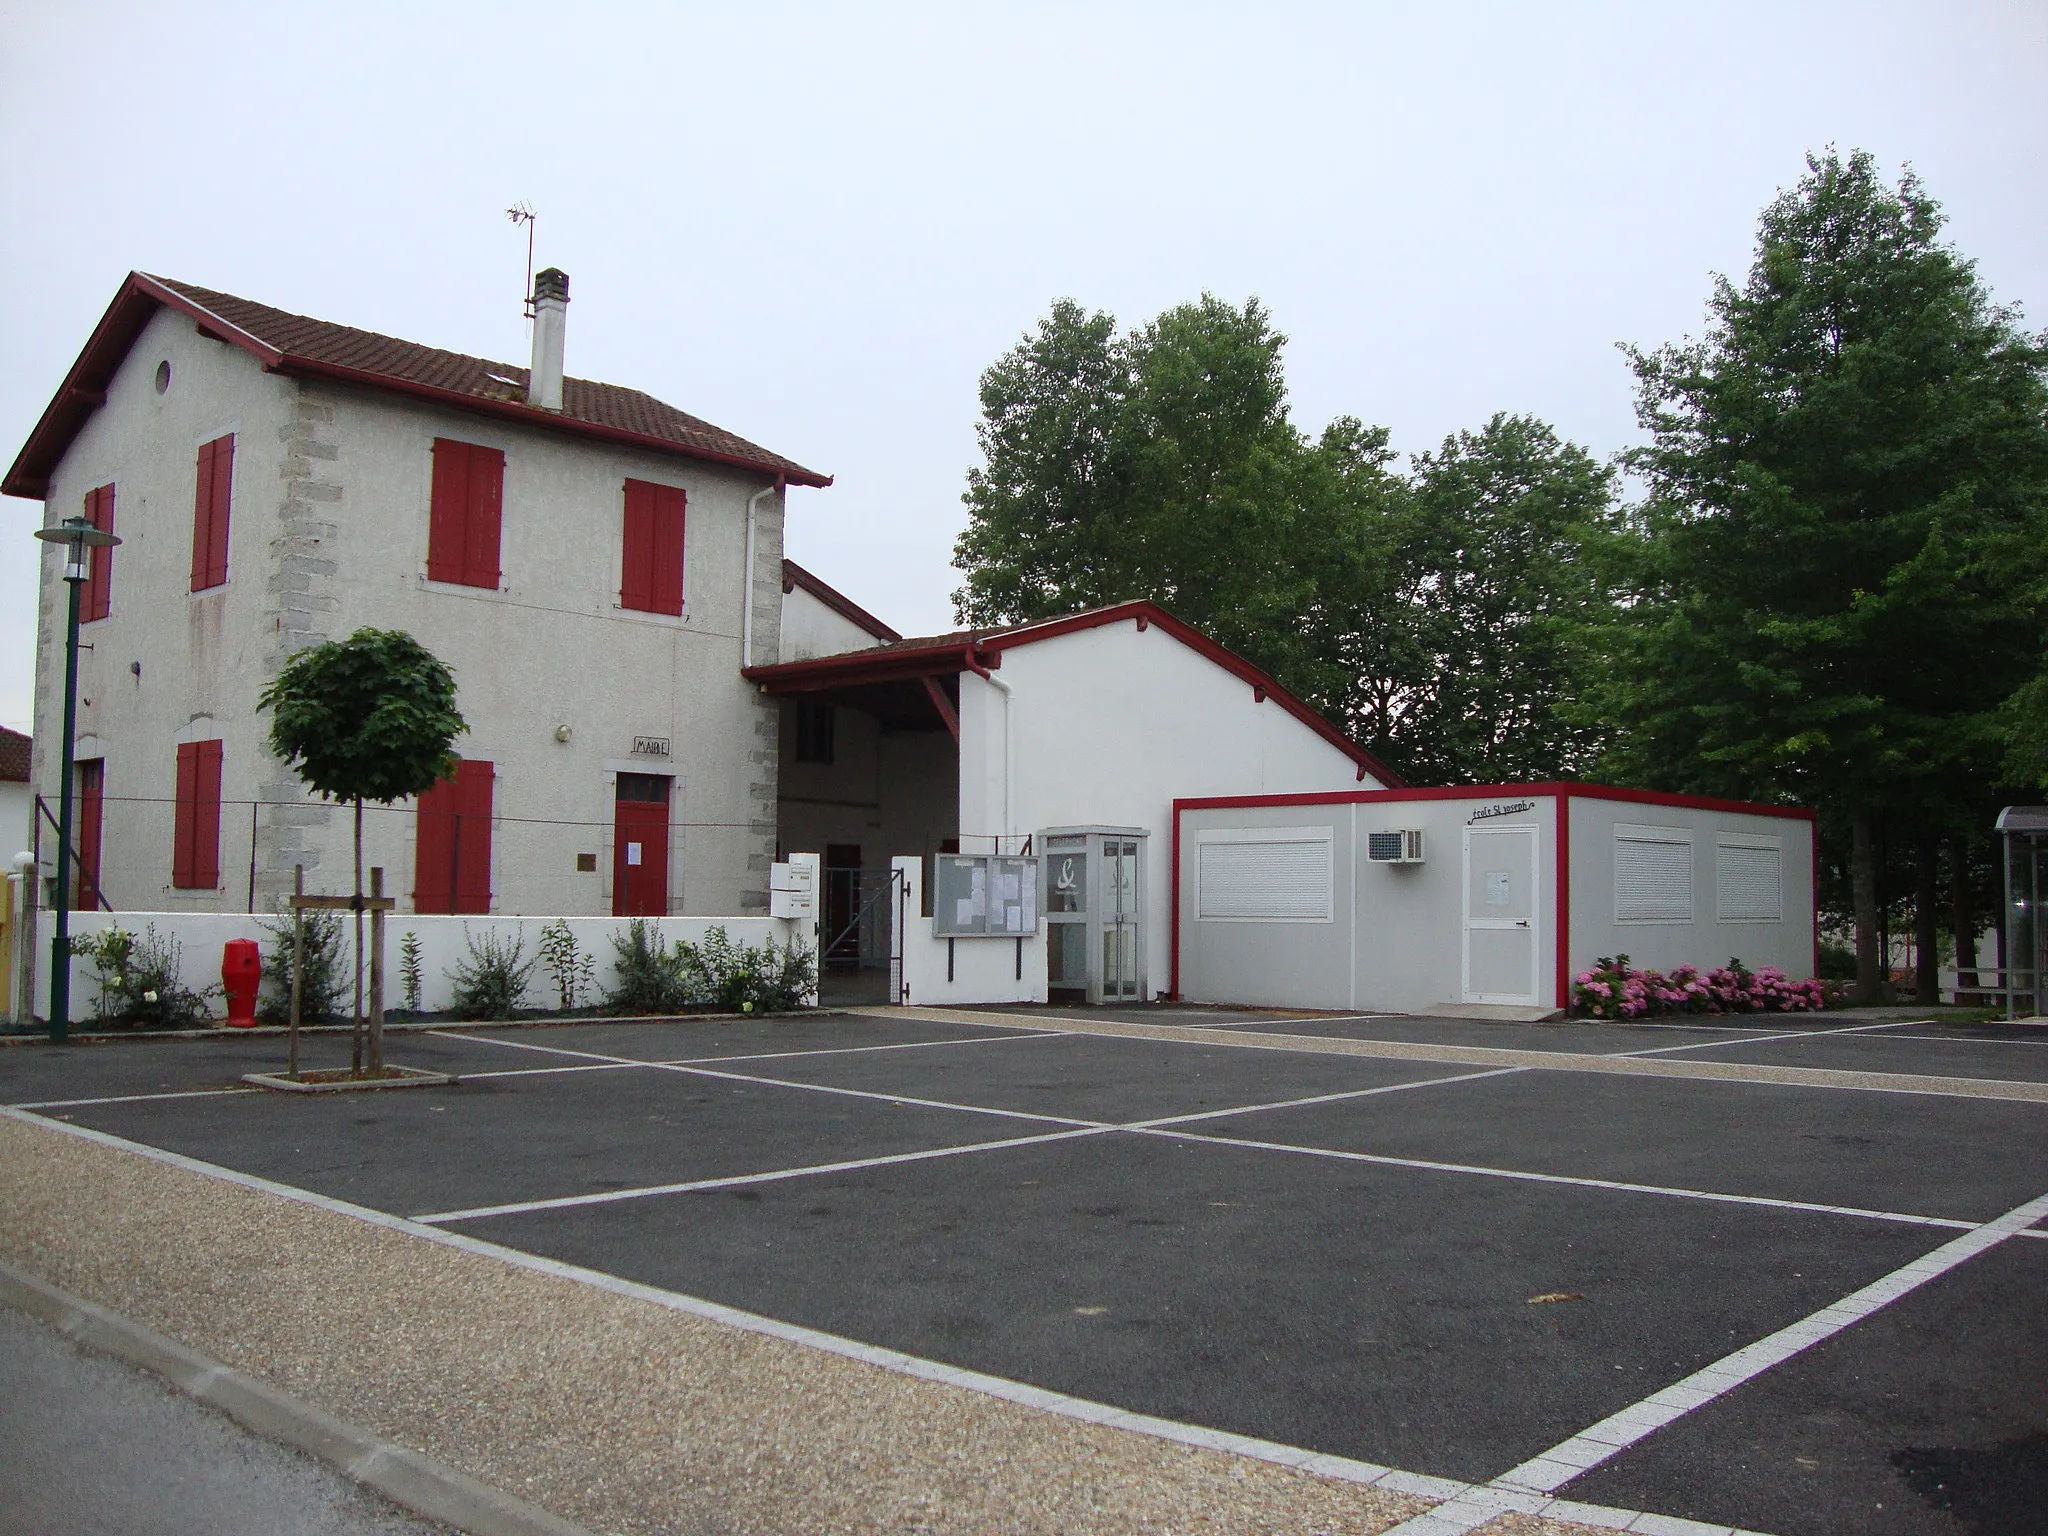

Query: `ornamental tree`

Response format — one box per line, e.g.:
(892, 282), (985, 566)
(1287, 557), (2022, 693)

(258, 628), (466, 1071)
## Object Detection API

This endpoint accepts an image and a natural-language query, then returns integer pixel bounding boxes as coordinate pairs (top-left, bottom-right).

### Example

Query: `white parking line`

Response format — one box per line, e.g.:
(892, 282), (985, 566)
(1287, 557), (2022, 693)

(1381, 1184), (2048, 1535)
(1143, 1126), (1985, 1233)
(411, 1126), (1115, 1224)
(1608, 1021), (1903, 1058)
(10, 1086), (259, 1110)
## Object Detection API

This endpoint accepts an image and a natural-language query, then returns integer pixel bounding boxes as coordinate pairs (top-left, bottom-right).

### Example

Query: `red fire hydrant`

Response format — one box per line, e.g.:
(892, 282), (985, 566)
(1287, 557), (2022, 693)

(222, 938), (262, 1028)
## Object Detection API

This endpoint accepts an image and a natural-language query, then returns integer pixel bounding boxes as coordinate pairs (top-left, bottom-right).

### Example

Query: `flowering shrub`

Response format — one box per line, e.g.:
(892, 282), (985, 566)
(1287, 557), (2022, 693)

(1573, 954), (1835, 1019)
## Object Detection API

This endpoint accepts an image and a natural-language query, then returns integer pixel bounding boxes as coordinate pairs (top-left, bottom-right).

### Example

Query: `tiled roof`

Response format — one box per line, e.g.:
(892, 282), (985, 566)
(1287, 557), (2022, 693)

(3, 272), (830, 498)
(0, 726), (28, 783)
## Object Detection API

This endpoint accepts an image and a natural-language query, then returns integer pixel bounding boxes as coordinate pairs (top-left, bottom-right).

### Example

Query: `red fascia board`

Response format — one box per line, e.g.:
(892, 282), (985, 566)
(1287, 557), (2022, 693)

(1554, 796), (1571, 1012)
(743, 643), (989, 690)
(980, 601), (1404, 787)
(782, 559), (902, 641)
(1172, 781), (1814, 821)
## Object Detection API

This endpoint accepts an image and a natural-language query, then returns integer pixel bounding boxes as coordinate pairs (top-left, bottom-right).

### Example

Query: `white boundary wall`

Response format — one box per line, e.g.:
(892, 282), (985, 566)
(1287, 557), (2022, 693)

(892, 856), (1045, 1007)
(34, 907), (818, 1021)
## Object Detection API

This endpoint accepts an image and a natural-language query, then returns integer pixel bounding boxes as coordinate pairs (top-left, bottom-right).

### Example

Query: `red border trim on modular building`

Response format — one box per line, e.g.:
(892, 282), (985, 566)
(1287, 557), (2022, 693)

(1168, 781), (1817, 1003)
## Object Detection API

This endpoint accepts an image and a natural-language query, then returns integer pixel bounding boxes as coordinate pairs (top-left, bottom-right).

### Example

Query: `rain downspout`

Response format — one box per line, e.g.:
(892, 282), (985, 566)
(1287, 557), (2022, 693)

(965, 652), (1013, 851)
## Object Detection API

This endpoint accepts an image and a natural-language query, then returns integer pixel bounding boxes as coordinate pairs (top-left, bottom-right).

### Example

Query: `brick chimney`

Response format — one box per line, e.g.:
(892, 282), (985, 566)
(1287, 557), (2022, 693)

(528, 267), (568, 412)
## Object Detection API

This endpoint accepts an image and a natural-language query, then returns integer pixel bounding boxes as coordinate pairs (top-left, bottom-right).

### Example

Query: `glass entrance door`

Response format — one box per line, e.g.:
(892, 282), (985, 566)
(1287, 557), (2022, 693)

(1102, 839), (1141, 1002)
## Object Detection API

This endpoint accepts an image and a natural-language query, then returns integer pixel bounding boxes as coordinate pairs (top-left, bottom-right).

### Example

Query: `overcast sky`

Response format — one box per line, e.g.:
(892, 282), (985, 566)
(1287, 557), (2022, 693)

(3, 1), (2043, 734)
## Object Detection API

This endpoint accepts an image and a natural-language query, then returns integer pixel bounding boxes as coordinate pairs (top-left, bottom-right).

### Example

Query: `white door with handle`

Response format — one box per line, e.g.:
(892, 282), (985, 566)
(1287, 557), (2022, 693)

(1463, 824), (1540, 1005)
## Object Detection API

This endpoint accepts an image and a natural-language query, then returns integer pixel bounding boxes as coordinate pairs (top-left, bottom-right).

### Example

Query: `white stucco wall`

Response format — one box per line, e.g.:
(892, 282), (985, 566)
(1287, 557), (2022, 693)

(1566, 795), (1815, 983)
(36, 908), (815, 1020)
(892, 855), (1045, 1006)
(778, 579), (889, 661)
(29, 305), (793, 922)
(956, 617), (1380, 1002)
(0, 781), (30, 865)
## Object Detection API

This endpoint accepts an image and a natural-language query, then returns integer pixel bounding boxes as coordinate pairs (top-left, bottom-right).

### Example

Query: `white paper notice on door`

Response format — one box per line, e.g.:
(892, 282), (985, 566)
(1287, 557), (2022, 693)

(1486, 871), (1510, 906)
(627, 843), (642, 867)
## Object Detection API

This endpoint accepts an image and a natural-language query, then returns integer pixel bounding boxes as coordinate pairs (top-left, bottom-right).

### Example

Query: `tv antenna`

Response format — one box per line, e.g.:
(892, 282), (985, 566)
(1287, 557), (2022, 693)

(506, 202), (538, 317)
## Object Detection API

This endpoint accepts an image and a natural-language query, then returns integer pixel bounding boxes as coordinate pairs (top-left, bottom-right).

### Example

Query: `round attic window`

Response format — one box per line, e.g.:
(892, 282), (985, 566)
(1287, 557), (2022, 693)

(155, 360), (172, 394)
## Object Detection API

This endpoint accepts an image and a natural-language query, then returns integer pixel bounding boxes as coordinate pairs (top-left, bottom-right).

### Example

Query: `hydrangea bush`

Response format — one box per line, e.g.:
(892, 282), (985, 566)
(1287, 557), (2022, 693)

(1574, 954), (1835, 1019)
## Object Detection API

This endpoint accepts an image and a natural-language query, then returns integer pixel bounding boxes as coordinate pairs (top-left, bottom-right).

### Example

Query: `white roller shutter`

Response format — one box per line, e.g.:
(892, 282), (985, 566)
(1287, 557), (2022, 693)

(1717, 836), (1783, 921)
(1614, 825), (1694, 923)
(1196, 828), (1333, 921)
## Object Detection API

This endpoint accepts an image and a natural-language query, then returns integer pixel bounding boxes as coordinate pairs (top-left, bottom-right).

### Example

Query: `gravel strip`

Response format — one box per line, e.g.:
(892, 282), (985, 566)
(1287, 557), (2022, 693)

(0, 1111), (1638, 1536)
(883, 1007), (2048, 1105)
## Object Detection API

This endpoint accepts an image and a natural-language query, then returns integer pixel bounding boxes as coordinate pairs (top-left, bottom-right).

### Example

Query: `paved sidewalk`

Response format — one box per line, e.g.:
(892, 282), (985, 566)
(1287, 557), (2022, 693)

(0, 1302), (450, 1536)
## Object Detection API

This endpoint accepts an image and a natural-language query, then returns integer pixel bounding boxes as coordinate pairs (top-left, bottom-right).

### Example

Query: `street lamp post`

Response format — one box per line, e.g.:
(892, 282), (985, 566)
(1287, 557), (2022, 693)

(32, 514), (120, 1043)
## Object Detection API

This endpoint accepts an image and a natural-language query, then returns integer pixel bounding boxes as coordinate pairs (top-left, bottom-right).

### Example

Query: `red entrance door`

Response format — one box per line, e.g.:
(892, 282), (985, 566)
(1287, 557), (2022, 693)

(613, 773), (671, 916)
(75, 759), (105, 909)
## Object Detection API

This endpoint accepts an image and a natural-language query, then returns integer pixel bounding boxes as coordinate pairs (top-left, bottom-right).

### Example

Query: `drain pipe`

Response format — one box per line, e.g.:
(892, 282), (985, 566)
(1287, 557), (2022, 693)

(741, 479), (781, 668)
(965, 652), (1013, 851)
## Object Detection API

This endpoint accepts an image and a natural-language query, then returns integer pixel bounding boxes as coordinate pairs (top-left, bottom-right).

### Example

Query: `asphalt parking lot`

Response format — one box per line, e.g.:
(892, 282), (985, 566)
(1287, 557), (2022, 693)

(6, 1007), (2046, 1536)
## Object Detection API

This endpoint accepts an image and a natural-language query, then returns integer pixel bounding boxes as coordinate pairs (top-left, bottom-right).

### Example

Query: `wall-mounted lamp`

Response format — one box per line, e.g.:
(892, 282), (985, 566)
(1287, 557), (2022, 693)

(553, 724), (572, 743)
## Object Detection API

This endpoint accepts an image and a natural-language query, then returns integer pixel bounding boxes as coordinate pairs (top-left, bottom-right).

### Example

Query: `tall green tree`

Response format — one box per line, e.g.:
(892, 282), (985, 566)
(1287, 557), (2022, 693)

(953, 294), (1325, 682)
(1607, 150), (2048, 998)
(1385, 414), (1624, 783)
(259, 628), (467, 1073)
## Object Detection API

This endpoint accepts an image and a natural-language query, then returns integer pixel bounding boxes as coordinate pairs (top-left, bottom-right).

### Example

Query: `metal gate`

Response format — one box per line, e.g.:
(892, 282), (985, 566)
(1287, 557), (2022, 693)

(819, 865), (898, 1006)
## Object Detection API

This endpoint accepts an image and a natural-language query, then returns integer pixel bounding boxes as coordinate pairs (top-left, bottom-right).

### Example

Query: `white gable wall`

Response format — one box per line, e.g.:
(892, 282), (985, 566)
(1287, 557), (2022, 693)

(779, 581), (889, 660)
(957, 616), (1380, 999)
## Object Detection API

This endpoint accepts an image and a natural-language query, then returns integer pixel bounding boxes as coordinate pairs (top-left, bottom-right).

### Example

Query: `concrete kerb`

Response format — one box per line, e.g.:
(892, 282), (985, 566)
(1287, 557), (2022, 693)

(0, 1006), (847, 1047)
(0, 1259), (599, 1536)
(873, 1005), (2048, 1105)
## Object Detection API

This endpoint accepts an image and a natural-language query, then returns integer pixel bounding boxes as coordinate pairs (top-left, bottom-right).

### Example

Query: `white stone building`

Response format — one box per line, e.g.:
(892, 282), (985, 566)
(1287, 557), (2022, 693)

(5, 270), (829, 920)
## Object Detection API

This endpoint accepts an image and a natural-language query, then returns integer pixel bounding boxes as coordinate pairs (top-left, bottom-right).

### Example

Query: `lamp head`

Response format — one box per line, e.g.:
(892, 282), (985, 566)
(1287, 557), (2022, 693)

(34, 515), (120, 582)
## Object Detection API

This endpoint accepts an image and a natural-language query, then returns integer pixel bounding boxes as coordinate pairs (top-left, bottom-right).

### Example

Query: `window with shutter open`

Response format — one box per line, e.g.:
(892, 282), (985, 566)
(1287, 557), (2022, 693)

(1196, 827), (1334, 921)
(427, 439), (505, 588)
(1614, 824), (1694, 923)
(80, 483), (115, 621)
(1717, 835), (1783, 921)
(172, 740), (223, 889)
(621, 479), (685, 614)
(190, 434), (234, 591)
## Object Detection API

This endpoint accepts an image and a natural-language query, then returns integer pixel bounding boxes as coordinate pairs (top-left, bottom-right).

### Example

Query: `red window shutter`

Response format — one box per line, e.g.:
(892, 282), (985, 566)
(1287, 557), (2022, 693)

(413, 771), (457, 913)
(81, 484), (115, 622)
(76, 760), (105, 908)
(455, 759), (495, 913)
(428, 440), (504, 589)
(464, 447), (504, 588)
(427, 439), (469, 584)
(173, 740), (223, 888)
(413, 758), (494, 913)
(194, 740), (223, 887)
(621, 480), (654, 611)
(190, 435), (233, 591)
(621, 480), (684, 615)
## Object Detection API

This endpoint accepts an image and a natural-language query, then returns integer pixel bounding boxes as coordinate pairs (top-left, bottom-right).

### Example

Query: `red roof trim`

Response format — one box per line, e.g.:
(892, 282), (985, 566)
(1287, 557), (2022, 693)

(4, 272), (831, 499)
(1171, 782), (1815, 820)
(746, 642), (988, 689)
(745, 597), (1400, 786)
(781, 558), (902, 642)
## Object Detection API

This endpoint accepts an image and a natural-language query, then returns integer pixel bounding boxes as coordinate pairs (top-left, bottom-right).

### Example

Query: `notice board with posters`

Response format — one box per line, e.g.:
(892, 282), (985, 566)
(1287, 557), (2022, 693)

(934, 854), (1040, 937)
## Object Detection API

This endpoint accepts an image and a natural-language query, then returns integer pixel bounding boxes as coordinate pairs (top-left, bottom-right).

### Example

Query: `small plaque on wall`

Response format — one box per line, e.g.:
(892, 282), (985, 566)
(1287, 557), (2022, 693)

(632, 736), (671, 757)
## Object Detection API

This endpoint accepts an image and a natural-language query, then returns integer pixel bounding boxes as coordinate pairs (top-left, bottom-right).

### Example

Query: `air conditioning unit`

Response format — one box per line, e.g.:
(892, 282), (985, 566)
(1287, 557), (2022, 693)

(1367, 828), (1425, 864)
